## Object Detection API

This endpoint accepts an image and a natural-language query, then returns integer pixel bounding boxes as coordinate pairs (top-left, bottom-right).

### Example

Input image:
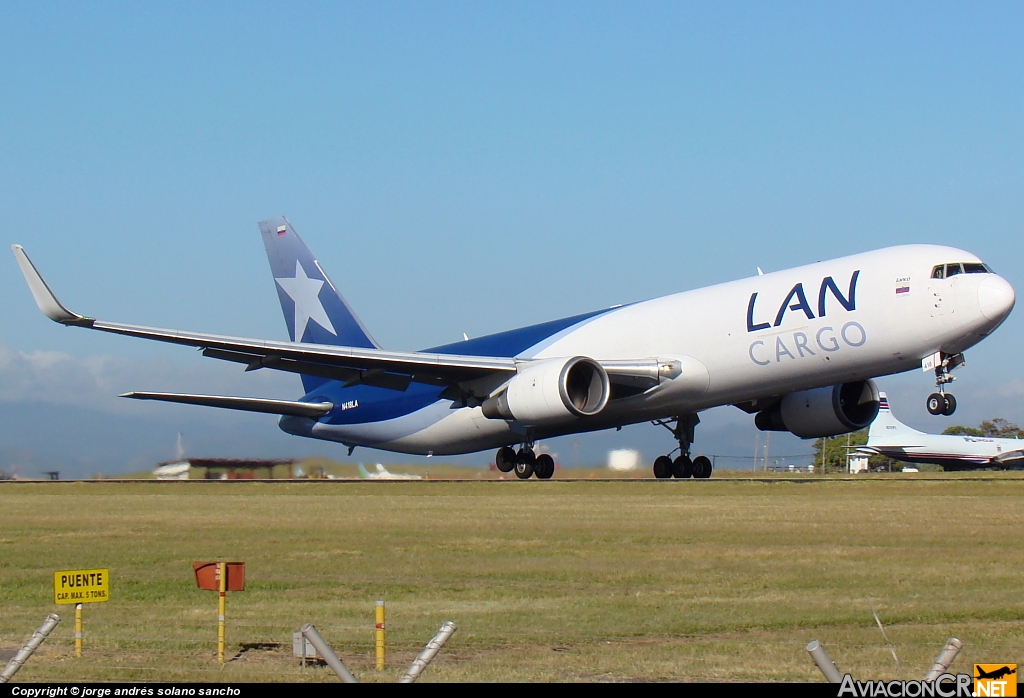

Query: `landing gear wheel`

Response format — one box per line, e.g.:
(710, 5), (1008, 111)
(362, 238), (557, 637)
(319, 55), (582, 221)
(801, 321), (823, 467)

(926, 393), (945, 416)
(692, 455), (713, 479)
(534, 454), (555, 480)
(514, 459), (534, 479)
(942, 393), (957, 416)
(653, 455), (673, 479)
(514, 447), (536, 479)
(673, 455), (693, 479)
(495, 446), (516, 473)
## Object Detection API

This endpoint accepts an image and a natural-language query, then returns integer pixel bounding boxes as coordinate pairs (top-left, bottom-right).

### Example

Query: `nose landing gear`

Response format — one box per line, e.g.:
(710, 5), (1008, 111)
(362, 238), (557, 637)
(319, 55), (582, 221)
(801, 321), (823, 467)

(926, 352), (965, 416)
(651, 415), (713, 479)
(926, 392), (956, 416)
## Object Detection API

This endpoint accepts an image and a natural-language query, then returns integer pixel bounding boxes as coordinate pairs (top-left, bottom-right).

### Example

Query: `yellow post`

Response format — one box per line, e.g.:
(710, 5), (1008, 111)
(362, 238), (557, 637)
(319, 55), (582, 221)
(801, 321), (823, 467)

(74, 603), (83, 657)
(375, 600), (385, 670)
(217, 562), (226, 664)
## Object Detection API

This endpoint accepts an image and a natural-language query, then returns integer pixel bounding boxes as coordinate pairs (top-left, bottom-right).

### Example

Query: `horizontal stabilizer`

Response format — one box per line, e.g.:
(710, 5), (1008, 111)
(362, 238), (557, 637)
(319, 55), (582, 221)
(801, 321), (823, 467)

(993, 449), (1024, 466)
(121, 392), (333, 418)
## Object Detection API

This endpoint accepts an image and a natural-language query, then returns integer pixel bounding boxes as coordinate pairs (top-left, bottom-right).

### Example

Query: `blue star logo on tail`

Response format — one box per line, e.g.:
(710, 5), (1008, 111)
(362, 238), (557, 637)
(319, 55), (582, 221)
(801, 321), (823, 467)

(275, 261), (337, 340)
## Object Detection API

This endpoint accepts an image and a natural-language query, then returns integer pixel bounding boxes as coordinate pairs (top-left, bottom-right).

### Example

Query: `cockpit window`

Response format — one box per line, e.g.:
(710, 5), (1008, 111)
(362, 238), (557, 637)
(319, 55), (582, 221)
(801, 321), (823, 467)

(933, 262), (993, 279)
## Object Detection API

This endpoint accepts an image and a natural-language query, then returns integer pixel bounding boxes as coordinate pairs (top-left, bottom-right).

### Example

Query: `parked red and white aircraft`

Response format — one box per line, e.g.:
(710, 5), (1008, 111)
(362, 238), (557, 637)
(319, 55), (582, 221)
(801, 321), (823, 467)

(863, 393), (1024, 471)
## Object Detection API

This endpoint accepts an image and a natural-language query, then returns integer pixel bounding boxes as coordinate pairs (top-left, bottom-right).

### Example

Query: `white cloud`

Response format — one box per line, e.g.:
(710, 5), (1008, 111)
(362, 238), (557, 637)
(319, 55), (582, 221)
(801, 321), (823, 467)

(0, 344), (302, 415)
(991, 377), (1024, 399)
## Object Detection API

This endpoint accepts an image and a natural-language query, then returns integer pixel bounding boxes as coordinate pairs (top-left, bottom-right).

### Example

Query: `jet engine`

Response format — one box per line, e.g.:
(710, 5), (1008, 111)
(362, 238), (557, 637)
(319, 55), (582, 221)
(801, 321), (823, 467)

(482, 356), (610, 425)
(754, 380), (880, 438)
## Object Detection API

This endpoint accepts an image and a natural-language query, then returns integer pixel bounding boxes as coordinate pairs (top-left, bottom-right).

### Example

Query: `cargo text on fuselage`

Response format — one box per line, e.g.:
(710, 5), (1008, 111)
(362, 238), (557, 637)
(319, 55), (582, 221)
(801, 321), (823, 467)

(746, 270), (864, 366)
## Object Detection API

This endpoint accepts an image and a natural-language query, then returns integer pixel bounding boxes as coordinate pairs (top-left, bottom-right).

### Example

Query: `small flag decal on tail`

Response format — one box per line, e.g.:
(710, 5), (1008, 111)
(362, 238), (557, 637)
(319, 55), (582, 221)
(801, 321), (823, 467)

(277, 226), (287, 236)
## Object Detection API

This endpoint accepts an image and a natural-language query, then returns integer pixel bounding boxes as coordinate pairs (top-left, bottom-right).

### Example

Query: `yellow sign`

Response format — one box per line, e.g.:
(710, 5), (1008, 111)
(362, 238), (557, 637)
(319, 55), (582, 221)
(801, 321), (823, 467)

(975, 664), (1018, 697)
(53, 568), (110, 604)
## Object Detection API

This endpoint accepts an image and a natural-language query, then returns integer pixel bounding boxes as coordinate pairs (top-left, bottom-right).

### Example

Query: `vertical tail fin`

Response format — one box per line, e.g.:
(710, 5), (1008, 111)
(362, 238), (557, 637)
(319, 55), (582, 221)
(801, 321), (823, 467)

(260, 216), (380, 394)
(260, 216), (380, 349)
(868, 392), (924, 444)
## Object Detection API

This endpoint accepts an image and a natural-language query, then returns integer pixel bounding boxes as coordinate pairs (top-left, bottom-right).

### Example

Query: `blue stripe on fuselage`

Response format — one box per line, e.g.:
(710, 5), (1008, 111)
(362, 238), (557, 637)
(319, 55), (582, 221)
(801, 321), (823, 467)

(426, 308), (612, 357)
(303, 307), (617, 425)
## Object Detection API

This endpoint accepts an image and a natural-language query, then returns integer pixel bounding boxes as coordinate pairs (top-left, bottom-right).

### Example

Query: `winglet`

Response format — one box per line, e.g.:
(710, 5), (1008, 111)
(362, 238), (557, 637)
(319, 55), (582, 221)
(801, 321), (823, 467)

(11, 245), (94, 326)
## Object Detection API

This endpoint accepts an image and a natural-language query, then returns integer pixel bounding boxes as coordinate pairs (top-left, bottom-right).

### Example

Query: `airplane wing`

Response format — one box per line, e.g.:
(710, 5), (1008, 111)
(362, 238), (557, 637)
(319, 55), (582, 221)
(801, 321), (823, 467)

(13, 244), (516, 389)
(13, 245), (674, 397)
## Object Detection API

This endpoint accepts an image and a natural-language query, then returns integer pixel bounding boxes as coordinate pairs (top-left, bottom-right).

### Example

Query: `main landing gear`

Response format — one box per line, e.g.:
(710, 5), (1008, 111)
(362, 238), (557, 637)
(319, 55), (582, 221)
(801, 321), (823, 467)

(926, 353), (965, 416)
(495, 445), (555, 480)
(651, 414), (712, 479)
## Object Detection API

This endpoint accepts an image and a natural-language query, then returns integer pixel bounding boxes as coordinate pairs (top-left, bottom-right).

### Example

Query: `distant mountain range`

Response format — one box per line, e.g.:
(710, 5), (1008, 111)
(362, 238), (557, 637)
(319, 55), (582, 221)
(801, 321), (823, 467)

(0, 398), (810, 479)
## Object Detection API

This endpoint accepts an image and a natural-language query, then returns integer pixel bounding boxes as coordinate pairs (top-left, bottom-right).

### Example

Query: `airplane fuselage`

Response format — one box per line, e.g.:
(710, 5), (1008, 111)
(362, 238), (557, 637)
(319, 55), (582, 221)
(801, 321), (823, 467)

(282, 244), (1013, 455)
(871, 435), (1024, 470)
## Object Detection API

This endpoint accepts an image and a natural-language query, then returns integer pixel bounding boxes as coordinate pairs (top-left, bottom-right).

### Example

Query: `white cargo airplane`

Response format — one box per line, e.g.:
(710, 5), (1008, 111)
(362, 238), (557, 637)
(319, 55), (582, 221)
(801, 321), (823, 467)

(11, 218), (1015, 480)
(357, 463), (423, 480)
(862, 393), (1024, 471)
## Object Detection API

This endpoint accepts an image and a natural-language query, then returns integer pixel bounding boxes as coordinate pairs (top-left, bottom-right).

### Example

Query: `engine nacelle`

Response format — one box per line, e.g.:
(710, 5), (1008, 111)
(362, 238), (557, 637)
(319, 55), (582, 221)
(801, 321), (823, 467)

(755, 380), (880, 438)
(482, 356), (610, 425)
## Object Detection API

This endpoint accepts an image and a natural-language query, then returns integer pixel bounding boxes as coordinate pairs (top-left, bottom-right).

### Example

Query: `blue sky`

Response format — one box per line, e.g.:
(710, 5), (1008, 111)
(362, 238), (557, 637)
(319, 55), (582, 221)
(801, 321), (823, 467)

(2, 3), (1023, 475)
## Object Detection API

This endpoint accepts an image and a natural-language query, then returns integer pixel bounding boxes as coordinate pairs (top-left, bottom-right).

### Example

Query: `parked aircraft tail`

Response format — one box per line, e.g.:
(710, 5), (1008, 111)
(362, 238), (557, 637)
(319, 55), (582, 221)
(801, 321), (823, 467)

(868, 392), (925, 444)
(356, 463), (395, 479)
(356, 463), (422, 479)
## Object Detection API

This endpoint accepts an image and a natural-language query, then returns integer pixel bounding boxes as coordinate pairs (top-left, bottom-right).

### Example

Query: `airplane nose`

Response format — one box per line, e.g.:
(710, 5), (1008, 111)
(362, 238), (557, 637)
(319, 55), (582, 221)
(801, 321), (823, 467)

(978, 275), (1015, 322)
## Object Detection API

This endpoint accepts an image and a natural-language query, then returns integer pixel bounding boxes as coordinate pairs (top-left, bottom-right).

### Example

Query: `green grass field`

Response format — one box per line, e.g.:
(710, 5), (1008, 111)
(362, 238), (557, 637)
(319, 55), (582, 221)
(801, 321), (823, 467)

(2, 477), (1022, 682)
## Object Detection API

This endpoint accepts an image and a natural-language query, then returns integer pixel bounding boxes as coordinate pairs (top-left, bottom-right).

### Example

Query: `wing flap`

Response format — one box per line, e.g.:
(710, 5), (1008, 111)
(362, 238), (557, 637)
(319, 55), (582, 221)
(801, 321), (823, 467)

(85, 318), (514, 381)
(121, 392), (333, 418)
(203, 348), (427, 390)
